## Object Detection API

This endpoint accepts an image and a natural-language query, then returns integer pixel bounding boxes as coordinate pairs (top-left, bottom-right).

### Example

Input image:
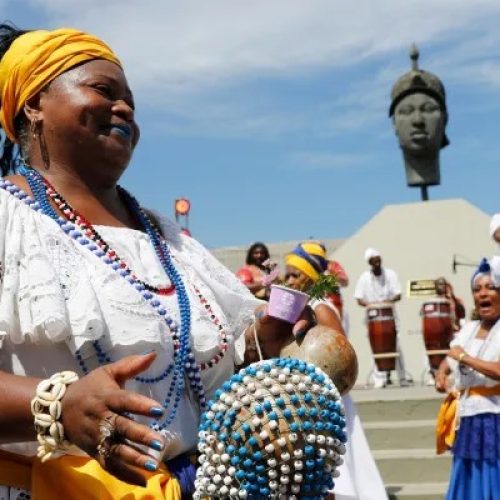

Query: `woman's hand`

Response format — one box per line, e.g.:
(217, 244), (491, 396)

(434, 369), (449, 393)
(244, 305), (315, 363)
(61, 352), (166, 486)
(434, 358), (451, 393)
(447, 346), (465, 362)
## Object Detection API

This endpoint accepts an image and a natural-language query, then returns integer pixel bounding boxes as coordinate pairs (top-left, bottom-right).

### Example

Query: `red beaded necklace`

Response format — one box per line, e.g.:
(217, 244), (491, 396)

(45, 182), (175, 295)
(43, 178), (230, 370)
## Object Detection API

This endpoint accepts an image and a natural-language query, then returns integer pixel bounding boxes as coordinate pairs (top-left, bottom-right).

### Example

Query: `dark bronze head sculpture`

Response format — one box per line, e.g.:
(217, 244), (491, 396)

(390, 45), (448, 191)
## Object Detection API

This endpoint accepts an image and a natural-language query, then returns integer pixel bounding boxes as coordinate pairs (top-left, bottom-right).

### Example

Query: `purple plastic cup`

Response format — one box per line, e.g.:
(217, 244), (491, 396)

(268, 285), (309, 324)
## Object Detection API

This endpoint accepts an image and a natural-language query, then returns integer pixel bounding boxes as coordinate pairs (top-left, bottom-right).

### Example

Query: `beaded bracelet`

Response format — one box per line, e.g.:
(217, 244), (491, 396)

(30, 371), (79, 462)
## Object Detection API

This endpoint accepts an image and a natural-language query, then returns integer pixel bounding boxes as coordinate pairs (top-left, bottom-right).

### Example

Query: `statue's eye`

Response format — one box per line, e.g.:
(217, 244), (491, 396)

(397, 106), (413, 115)
(422, 103), (440, 113)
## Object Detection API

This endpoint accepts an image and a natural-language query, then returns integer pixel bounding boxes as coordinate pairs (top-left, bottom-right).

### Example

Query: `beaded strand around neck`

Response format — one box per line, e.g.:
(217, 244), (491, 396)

(11, 166), (210, 430)
(21, 166), (231, 370)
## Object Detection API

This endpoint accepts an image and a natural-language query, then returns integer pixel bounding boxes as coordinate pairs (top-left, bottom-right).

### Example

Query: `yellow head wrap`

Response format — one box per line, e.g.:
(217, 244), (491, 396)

(285, 242), (328, 282)
(0, 28), (121, 142)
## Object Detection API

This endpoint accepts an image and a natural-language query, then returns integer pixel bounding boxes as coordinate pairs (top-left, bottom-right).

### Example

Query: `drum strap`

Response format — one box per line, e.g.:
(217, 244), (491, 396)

(436, 384), (500, 454)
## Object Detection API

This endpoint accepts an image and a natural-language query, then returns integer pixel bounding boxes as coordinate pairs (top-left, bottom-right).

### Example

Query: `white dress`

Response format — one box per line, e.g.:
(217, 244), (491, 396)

(0, 186), (260, 464)
(309, 299), (388, 500)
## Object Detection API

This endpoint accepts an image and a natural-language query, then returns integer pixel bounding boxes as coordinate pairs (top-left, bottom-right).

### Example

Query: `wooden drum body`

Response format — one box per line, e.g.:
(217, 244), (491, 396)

(367, 303), (397, 371)
(422, 298), (452, 370)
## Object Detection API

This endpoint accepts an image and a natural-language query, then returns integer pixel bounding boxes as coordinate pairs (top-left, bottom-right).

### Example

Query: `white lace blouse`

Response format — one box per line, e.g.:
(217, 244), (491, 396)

(0, 187), (260, 459)
(450, 319), (500, 418)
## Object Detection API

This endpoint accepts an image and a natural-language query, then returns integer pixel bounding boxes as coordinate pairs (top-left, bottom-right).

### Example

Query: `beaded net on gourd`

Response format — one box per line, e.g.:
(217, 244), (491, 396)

(194, 358), (346, 499)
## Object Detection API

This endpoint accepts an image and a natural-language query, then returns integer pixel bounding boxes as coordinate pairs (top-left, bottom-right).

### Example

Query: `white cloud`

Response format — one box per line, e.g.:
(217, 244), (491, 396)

(22, 0), (500, 92)
(13, 0), (500, 137)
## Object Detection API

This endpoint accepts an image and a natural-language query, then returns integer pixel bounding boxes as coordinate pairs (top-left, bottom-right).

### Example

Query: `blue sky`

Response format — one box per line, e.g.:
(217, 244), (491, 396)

(3, 1), (500, 248)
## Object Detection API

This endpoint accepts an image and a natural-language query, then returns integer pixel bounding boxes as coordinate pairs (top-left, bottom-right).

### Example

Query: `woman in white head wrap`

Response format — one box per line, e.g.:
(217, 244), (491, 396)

(435, 257), (500, 500)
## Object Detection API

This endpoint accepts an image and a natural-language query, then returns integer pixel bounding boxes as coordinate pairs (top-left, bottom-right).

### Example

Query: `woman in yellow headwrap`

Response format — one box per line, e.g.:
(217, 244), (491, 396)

(284, 241), (389, 500)
(0, 24), (313, 499)
(284, 241), (344, 332)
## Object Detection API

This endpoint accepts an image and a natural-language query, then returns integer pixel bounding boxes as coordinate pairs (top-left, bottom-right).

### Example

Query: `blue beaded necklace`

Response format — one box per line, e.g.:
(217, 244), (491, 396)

(11, 167), (207, 429)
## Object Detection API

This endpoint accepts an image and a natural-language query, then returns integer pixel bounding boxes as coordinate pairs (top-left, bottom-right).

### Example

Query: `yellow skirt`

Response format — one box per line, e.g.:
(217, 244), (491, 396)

(0, 449), (181, 500)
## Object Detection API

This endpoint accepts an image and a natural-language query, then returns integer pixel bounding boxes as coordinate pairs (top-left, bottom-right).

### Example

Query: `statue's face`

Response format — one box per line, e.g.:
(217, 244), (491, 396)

(393, 93), (445, 156)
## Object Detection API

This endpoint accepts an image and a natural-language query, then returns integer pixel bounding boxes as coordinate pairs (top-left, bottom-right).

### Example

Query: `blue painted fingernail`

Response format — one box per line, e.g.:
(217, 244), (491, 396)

(295, 329), (306, 337)
(150, 406), (164, 417)
(144, 460), (158, 472)
(256, 311), (264, 319)
(150, 439), (163, 451)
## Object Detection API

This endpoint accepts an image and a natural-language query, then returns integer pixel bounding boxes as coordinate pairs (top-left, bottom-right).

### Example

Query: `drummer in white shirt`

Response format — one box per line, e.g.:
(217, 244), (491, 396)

(354, 248), (411, 388)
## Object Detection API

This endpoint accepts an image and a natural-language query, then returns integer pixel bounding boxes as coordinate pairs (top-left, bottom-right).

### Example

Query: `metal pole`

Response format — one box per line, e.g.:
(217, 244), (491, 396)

(420, 185), (429, 201)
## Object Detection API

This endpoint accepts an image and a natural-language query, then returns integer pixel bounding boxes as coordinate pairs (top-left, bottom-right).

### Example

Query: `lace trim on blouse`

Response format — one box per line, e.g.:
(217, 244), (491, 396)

(0, 188), (260, 360)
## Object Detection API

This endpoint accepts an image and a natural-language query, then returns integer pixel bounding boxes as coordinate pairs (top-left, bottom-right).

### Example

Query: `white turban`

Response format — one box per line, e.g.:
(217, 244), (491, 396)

(473, 256), (500, 288)
(490, 214), (500, 238)
(364, 248), (381, 263)
(491, 256), (500, 288)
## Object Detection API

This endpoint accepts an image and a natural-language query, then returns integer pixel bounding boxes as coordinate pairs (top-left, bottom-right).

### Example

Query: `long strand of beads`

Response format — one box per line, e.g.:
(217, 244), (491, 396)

(118, 186), (206, 406)
(6, 170), (207, 428)
(19, 165), (59, 220)
(38, 173), (229, 371)
(44, 177), (206, 405)
(43, 181), (175, 296)
(9, 174), (189, 428)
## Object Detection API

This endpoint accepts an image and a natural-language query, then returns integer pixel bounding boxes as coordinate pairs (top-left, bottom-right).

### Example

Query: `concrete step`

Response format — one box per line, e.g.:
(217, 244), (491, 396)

(350, 387), (449, 497)
(373, 448), (452, 484)
(386, 482), (448, 500)
(354, 394), (442, 422)
(363, 419), (436, 450)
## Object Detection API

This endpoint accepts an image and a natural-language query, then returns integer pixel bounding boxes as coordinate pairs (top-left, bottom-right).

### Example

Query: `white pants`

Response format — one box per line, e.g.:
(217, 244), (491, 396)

(371, 335), (407, 385)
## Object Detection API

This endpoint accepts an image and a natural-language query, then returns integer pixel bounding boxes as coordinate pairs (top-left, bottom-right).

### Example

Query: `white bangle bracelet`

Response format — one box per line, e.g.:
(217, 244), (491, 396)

(30, 370), (79, 462)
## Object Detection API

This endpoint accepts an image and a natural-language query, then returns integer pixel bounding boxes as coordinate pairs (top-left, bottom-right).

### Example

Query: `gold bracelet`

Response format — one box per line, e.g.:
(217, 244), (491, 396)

(458, 352), (467, 363)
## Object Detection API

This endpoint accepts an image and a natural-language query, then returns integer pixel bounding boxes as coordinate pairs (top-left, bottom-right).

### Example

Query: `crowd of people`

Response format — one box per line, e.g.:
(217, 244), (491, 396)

(0, 20), (498, 500)
(237, 242), (467, 389)
(235, 217), (499, 499)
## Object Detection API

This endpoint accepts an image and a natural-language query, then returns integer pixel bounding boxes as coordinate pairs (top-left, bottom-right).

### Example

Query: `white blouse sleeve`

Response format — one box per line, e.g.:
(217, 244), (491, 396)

(0, 188), (106, 349)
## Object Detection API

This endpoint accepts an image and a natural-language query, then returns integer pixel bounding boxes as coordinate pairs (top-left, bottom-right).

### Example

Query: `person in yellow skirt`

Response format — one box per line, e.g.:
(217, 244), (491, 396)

(0, 24), (312, 499)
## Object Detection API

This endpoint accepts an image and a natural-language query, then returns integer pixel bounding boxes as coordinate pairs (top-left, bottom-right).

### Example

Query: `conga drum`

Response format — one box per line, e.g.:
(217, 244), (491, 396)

(367, 302), (397, 371)
(422, 298), (452, 370)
